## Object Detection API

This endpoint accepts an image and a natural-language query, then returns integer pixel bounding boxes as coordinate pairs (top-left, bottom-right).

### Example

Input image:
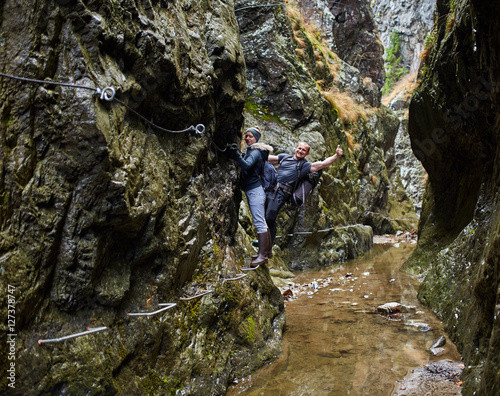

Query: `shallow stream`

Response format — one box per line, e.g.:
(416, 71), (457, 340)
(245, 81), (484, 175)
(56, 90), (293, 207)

(227, 242), (462, 395)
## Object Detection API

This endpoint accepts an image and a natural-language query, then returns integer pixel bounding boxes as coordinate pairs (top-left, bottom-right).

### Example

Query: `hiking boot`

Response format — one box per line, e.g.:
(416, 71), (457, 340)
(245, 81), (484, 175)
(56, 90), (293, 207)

(251, 232), (270, 267)
(251, 229), (273, 260)
(265, 229), (273, 258)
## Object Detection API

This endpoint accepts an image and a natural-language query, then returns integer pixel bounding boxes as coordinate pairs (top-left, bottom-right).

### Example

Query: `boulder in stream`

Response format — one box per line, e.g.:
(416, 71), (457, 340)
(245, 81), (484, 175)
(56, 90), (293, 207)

(377, 302), (408, 315)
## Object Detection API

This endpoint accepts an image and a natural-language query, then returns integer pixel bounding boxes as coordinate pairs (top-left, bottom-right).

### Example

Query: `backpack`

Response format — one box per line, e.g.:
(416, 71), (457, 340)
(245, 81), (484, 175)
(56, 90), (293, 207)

(290, 170), (322, 207)
(258, 150), (277, 192)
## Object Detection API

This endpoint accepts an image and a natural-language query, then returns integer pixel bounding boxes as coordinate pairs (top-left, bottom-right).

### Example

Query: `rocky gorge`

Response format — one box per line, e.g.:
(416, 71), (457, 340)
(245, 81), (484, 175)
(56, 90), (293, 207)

(0, 0), (498, 395)
(403, 1), (500, 395)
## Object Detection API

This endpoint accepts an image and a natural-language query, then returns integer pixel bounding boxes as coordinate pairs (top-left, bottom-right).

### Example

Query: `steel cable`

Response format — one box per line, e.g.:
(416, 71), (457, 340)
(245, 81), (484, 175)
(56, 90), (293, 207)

(0, 71), (204, 134)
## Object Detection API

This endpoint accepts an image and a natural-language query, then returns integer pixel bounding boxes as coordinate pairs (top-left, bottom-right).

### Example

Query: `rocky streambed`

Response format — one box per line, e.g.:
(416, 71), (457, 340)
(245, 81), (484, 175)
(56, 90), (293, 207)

(228, 237), (463, 395)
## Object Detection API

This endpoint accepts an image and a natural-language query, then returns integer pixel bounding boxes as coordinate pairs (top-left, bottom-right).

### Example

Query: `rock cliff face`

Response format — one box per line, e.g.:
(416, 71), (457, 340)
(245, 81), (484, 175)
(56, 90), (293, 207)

(330, 0), (385, 89)
(0, 0), (418, 394)
(237, 0), (417, 264)
(298, 0), (386, 96)
(389, 94), (427, 216)
(371, 0), (433, 217)
(0, 1), (283, 394)
(404, 0), (500, 394)
(372, 0), (435, 73)
(236, 1), (374, 270)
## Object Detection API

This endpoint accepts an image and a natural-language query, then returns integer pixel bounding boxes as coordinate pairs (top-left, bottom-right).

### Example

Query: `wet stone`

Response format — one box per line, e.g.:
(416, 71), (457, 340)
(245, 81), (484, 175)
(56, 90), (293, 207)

(394, 359), (464, 396)
(430, 347), (446, 355)
(404, 320), (431, 332)
(430, 335), (447, 355)
(377, 302), (409, 315)
(431, 335), (447, 348)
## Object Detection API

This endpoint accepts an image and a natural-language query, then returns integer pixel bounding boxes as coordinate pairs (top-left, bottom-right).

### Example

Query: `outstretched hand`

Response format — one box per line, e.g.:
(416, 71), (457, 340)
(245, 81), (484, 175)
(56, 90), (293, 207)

(309, 144), (344, 172)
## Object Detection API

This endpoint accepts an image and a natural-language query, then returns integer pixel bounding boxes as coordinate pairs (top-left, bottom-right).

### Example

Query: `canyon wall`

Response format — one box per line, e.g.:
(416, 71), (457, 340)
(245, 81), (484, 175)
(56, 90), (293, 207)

(404, 0), (500, 394)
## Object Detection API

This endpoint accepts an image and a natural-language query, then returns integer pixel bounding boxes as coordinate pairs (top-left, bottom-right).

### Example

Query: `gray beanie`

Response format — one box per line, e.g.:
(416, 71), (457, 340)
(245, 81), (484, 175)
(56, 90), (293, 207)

(246, 127), (261, 142)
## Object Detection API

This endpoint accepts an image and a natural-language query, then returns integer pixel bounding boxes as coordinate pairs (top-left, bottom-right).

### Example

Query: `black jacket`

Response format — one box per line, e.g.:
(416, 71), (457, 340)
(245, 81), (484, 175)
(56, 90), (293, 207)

(234, 143), (273, 192)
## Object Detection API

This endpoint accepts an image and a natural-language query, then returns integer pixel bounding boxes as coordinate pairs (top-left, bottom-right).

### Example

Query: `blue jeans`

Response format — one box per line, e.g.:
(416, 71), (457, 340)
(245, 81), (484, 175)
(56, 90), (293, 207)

(245, 186), (268, 234)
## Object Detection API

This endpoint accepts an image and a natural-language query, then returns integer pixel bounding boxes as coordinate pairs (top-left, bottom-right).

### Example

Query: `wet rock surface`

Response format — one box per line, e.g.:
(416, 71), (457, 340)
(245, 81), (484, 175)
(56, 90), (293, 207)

(377, 301), (411, 315)
(393, 360), (464, 396)
(0, 0), (413, 392)
(403, 1), (500, 394)
(0, 1), (281, 394)
(430, 335), (447, 356)
(1, 0), (478, 394)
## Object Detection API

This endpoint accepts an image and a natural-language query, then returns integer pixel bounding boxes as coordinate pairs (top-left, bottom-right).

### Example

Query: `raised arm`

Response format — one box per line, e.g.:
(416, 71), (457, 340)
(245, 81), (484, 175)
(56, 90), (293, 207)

(309, 145), (343, 173)
(268, 154), (279, 165)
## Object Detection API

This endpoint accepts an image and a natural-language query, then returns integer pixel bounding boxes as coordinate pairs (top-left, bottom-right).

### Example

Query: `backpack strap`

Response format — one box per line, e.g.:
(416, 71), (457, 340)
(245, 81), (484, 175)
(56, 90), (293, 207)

(290, 158), (307, 193)
(295, 159), (306, 182)
(272, 154), (292, 199)
(272, 155), (308, 200)
(277, 153), (292, 169)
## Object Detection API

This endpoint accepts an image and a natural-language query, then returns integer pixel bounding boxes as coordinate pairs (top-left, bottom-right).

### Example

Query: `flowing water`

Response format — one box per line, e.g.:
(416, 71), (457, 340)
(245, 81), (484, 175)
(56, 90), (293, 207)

(227, 242), (462, 395)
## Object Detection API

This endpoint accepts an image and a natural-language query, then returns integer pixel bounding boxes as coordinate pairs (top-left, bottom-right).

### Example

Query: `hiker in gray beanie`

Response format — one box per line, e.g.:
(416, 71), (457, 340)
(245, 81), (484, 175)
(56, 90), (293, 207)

(246, 127), (261, 142)
(231, 126), (273, 267)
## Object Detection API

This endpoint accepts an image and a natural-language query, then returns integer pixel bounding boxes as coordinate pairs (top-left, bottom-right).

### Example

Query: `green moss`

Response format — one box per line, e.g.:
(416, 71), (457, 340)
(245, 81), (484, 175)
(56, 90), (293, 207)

(140, 371), (185, 396)
(382, 31), (408, 95)
(446, 0), (457, 30)
(240, 316), (257, 344)
(267, 302), (279, 316)
(236, 257), (246, 267)
(424, 31), (437, 51)
(244, 100), (285, 125)
(212, 236), (220, 256)
(188, 300), (201, 319)
(220, 282), (241, 306)
(5, 113), (13, 128)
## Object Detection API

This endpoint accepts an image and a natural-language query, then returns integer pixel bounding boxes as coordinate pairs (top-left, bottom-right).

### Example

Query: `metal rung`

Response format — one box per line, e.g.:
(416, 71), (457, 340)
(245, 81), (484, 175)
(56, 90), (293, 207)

(241, 265), (260, 271)
(179, 290), (214, 301)
(223, 273), (248, 282)
(38, 326), (107, 345)
(128, 304), (177, 316)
